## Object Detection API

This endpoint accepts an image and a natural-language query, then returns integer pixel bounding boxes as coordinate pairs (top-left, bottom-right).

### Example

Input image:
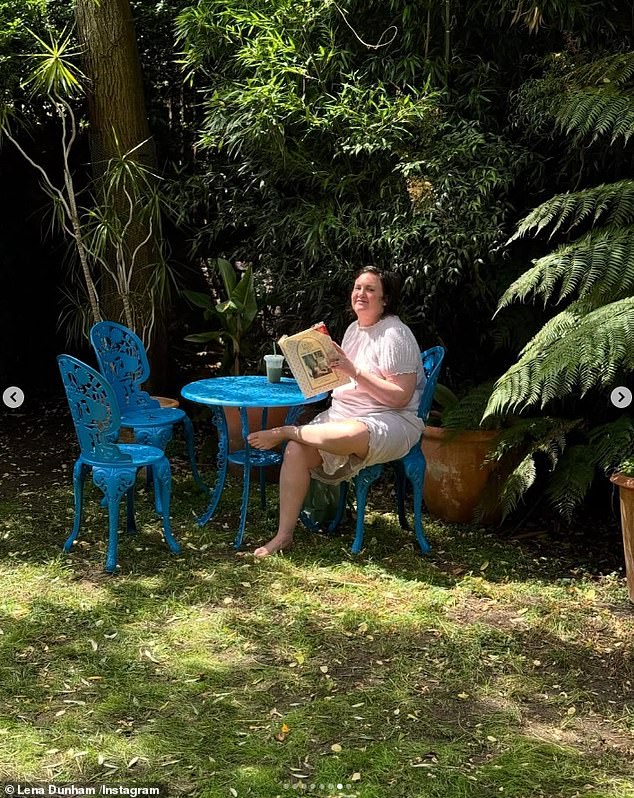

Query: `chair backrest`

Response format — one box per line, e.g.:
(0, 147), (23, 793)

(90, 321), (160, 413)
(57, 354), (131, 464)
(417, 346), (445, 423)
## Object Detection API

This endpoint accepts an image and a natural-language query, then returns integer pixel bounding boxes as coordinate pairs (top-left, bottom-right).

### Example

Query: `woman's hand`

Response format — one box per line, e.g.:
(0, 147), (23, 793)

(328, 342), (356, 378)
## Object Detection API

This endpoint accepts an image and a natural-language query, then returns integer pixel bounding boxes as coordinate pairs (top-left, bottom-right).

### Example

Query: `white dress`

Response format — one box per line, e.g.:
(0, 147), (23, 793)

(309, 315), (426, 484)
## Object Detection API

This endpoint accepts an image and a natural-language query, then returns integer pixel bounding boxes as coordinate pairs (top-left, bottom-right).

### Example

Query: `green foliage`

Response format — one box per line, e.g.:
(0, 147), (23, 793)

(23, 26), (85, 97)
(184, 258), (258, 375)
(487, 49), (634, 516)
(441, 381), (502, 431)
(499, 225), (634, 310)
(483, 415), (581, 519)
(1, 24), (174, 344)
(508, 181), (634, 243)
(174, 0), (526, 349)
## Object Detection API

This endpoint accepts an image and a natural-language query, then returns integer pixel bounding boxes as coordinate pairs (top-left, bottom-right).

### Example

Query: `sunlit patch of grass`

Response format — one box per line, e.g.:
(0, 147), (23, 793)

(0, 471), (633, 796)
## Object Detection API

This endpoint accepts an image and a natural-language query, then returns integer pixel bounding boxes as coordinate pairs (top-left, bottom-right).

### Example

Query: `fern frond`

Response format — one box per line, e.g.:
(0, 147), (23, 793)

(516, 297), (597, 359)
(545, 444), (597, 520)
(441, 381), (501, 431)
(555, 88), (634, 145)
(589, 416), (634, 472)
(572, 52), (634, 88)
(497, 454), (537, 517)
(485, 416), (580, 462)
(498, 225), (634, 310)
(509, 180), (634, 241)
(485, 297), (634, 414)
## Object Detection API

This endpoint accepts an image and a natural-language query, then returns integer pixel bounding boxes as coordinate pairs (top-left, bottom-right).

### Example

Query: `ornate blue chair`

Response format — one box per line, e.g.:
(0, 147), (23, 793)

(301, 346), (445, 554)
(57, 355), (181, 573)
(90, 321), (207, 508)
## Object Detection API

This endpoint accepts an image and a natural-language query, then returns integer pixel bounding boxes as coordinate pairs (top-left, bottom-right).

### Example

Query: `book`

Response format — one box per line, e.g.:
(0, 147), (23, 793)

(278, 322), (350, 398)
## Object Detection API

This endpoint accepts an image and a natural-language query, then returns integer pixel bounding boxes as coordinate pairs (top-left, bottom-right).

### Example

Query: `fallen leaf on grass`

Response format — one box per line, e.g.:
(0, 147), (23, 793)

(320, 665), (328, 674)
(331, 743), (342, 753)
(274, 723), (290, 742)
(230, 789), (238, 797)
(141, 649), (160, 664)
(351, 772), (361, 782)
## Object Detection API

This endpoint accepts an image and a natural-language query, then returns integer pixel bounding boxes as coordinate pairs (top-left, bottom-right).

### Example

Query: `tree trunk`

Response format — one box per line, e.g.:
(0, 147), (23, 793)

(75, 0), (168, 390)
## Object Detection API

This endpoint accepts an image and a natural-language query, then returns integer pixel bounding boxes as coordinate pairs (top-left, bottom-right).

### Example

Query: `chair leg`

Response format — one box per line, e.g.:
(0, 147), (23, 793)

(93, 467), (136, 573)
(393, 460), (409, 530)
(134, 426), (172, 515)
(154, 458), (181, 554)
(351, 465), (383, 554)
(64, 460), (89, 552)
(405, 461), (431, 554)
(181, 414), (209, 495)
(126, 487), (137, 534)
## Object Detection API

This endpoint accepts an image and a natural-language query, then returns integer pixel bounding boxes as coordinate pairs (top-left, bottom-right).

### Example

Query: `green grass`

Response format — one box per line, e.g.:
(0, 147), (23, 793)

(1, 465), (634, 798)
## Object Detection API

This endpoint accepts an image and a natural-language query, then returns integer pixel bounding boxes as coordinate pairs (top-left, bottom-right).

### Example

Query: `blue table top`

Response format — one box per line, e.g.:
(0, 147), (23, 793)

(181, 375), (327, 408)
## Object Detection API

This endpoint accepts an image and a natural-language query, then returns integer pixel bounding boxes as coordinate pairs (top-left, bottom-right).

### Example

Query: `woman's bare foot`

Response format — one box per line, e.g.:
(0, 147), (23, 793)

(253, 532), (293, 558)
(247, 428), (285, 450)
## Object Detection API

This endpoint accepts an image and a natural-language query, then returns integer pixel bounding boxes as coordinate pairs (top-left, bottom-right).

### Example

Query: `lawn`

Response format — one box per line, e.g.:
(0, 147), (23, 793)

(1, 439), (634, 798)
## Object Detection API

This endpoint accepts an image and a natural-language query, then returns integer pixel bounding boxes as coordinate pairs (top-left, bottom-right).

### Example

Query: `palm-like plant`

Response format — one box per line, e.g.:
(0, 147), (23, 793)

(484, 51), (634, 515)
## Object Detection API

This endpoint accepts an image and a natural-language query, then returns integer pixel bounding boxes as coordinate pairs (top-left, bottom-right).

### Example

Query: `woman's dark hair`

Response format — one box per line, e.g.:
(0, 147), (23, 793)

(354, 265), (401, 316)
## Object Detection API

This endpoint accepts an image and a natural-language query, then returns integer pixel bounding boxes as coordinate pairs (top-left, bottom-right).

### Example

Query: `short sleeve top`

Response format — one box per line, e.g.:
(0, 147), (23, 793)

(330, 315), (425, 417)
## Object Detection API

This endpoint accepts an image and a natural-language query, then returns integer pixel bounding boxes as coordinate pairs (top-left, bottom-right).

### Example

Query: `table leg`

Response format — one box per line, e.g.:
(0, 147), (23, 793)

(197, 406), (229, 526)
(259, 408), (268, 509)
(234, 406), (252, 549)
(284, 406), (304, 426)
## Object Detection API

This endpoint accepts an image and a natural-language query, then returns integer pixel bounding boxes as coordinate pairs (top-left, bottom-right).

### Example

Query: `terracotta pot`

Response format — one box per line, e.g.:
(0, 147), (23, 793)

(421, 426), (501, 524)
(609, 472), (634, 603)
(153, 396), (180, 410)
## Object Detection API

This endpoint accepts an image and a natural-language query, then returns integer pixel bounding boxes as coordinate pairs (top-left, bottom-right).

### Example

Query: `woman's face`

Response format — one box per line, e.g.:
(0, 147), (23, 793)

(351, 272), (385, 324)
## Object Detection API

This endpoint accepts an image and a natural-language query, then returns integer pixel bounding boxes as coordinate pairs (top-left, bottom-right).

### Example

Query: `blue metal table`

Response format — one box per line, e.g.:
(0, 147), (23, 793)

(181, 376), (327, 548)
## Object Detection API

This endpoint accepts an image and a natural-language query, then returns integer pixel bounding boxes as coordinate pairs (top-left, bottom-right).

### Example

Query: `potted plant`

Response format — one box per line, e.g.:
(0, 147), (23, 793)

(422, 382), (506, 524)
(423, 380), (585, 526)
(184, 258), (289, 473)
(610, 460), (634, 603)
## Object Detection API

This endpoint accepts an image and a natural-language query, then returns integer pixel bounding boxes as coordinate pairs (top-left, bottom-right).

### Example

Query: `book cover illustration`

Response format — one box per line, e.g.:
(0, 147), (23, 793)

(278, 322), (350, 398)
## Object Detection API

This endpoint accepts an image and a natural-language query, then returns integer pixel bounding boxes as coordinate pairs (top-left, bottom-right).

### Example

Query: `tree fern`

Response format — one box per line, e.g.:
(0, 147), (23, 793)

(572, 52), (634, 89)
(498, 225), (634, 310)
(589, 416), (634, 472)
(555, 88), (634, 145)
(545, 444), (598, 520)
(487, 297), (634, 414)
(496, 455), (537, 517)
(509, 180), (634, 241)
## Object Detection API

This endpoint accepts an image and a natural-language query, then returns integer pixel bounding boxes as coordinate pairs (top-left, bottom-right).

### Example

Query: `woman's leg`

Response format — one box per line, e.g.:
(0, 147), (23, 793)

(248, 420), (370, 458)
(250, 420), (370, 558)
(254, 441), (322, 558)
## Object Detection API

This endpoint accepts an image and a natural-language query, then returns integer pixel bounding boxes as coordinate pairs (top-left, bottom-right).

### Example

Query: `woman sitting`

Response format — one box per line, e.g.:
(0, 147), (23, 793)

(247, 265), (426, 558)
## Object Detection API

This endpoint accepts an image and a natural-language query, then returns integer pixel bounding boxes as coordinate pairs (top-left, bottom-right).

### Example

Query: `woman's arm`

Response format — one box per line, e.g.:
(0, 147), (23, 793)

(330, 342), (417, 409)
